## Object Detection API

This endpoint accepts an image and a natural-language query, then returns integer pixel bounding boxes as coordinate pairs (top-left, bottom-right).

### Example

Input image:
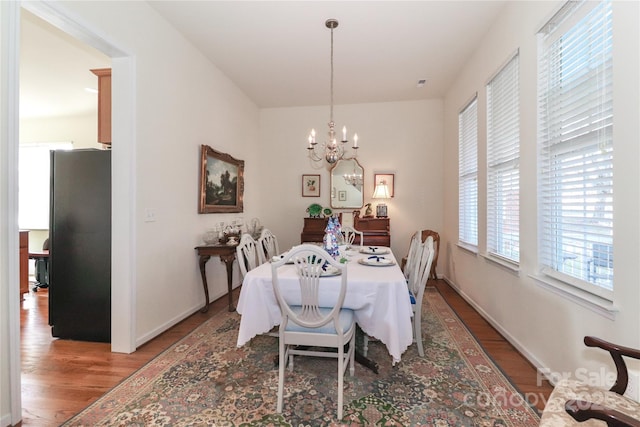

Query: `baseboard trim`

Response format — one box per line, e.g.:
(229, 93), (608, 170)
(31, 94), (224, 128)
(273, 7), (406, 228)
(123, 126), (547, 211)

(135, 284), (240, 348)
(441, 275), (547, 378)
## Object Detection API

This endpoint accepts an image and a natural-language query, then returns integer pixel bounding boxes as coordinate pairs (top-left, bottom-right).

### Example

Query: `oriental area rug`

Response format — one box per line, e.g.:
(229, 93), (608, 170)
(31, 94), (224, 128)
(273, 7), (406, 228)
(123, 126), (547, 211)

(64, 288), (540, 426)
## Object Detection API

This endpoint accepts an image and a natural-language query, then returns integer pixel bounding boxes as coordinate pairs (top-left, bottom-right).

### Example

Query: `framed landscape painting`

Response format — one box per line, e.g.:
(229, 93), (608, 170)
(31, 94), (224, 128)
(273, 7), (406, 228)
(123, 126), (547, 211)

(199, 145), (244, 213)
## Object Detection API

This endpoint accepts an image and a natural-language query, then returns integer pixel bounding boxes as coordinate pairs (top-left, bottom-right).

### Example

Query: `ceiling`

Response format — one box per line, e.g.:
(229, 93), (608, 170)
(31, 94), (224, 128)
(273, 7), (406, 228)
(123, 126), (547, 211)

(148, 1), (507, 108)
(20, 10), (111, 120)
(20, 1), (507, 118)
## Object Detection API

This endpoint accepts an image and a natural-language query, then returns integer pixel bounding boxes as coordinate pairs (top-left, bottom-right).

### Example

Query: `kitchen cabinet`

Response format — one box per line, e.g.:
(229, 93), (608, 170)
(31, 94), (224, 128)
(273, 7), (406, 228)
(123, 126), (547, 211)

(90, 68), (111, 145)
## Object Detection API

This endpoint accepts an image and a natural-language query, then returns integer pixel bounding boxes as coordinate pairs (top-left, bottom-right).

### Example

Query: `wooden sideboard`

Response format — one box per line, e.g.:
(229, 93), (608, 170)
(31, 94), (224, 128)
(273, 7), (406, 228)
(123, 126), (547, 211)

(301, 216), (390, 247)
(353, 217), (391, 247)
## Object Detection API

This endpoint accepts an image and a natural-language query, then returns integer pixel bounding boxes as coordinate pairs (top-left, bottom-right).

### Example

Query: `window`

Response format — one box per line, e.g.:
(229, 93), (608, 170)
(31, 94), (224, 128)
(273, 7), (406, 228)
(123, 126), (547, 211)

(19, 142), (73, 229)
(487, 53), (520, 263)
(537, 0), (613, 297)
(459, 97), (478, 248)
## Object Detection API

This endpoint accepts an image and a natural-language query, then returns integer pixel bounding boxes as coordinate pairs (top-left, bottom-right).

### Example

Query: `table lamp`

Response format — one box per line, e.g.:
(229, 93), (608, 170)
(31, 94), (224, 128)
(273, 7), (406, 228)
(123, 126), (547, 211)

(372, 181), (390, 218)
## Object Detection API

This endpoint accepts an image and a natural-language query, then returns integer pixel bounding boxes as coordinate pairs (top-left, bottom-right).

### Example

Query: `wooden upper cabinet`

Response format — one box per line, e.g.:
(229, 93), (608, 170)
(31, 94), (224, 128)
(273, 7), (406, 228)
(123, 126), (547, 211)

(90, 68), (111, 145)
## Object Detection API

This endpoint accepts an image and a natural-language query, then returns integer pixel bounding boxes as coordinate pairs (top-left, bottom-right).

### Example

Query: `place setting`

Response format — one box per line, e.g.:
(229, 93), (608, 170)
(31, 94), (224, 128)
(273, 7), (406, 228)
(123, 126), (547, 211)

(359, 246), (390, 255)
(357, 255), (396, 267)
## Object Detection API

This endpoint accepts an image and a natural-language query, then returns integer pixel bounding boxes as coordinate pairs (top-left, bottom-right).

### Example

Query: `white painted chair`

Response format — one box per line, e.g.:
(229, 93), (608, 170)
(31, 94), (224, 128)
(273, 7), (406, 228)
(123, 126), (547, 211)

(257, 228), (280, 264)
(235, 233), (261, 279)
(271, 244), (356, 420)
(362, 234), (435, 358)
(407, 236), (435, 357)
(403, 231), (423, 281)
(341, 225), (364, 247)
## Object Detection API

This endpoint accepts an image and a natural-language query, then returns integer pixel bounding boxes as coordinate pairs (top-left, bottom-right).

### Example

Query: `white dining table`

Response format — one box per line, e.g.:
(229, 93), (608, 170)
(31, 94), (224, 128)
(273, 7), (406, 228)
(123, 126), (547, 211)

(236, 246), (414, 365)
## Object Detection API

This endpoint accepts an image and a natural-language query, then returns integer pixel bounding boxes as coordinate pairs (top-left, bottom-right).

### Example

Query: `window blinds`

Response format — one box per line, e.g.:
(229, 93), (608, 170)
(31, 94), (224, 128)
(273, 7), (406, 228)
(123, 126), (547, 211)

(458, 97), (478, 248)
(537, 0), (613, 295)
(487, 53), (520, 263)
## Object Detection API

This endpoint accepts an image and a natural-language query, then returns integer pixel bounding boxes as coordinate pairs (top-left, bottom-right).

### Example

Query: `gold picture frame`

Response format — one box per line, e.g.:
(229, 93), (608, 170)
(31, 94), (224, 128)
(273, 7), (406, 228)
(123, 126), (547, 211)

(199, 145), (244, 213)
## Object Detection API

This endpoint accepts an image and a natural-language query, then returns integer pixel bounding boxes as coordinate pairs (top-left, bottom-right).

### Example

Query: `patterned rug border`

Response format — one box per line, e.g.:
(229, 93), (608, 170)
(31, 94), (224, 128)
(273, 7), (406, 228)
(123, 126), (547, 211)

(427, 287), (542, 417)
(64, 286), (541, 426)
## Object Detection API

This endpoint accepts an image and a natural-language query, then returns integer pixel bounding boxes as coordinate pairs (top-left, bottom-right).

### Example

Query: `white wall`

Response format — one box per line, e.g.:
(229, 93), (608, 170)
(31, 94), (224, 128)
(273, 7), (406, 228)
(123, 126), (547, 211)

(20, 113), (102, 149)
(442, 0), (640, 399)
(258, 99), (444, 261)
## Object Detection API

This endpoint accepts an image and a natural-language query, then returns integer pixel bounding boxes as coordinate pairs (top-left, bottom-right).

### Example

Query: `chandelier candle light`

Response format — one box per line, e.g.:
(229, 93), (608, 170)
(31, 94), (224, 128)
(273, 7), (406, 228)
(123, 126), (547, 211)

(307, 19), (359, 165)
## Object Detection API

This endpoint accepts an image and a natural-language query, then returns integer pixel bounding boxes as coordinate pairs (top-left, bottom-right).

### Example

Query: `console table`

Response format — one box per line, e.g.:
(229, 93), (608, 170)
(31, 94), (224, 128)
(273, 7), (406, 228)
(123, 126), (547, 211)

(301, 216), (390, 247)
(195, 244), (238, 313)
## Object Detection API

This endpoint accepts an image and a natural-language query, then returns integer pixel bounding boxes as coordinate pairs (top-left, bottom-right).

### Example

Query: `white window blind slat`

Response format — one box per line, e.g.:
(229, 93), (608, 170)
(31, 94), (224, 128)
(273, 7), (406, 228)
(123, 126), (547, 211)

(537, 0), (613, 295)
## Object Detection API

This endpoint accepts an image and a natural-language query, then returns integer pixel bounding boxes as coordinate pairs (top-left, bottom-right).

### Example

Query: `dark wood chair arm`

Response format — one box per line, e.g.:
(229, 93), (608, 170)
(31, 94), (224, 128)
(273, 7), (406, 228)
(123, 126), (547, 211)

(584, 336), (640, 395)
(566, 399), (640, 427)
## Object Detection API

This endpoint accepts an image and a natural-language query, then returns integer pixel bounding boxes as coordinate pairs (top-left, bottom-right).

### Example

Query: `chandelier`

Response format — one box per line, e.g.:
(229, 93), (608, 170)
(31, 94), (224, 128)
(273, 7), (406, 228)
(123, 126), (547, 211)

(343, 172), (363, 187)
(307, 19), (359, 165)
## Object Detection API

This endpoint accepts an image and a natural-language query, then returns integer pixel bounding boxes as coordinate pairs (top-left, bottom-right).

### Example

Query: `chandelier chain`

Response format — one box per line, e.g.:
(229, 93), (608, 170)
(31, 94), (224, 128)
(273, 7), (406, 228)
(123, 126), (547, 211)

(306, 18), (359, 166)
(330, 24), (334, 124)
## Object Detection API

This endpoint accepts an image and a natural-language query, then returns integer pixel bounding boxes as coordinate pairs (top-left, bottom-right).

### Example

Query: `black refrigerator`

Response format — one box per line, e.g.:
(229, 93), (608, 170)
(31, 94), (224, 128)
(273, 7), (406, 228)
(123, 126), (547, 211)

(49, 149), (111, 342)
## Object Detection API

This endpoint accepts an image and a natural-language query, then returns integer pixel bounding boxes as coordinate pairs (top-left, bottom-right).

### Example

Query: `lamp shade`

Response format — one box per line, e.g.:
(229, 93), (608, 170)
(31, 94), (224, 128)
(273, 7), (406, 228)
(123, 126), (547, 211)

(372, 182), (390, 199)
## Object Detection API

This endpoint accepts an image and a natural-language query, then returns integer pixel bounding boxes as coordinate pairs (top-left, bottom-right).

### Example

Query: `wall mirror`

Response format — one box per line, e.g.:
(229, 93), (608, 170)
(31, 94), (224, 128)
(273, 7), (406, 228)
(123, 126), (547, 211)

(330, 158), (364, 209)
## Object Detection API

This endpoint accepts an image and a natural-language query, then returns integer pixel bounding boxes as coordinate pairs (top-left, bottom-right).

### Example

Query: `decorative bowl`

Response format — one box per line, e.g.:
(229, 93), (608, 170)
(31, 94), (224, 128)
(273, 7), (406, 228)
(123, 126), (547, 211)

(203, 230), (218, 245)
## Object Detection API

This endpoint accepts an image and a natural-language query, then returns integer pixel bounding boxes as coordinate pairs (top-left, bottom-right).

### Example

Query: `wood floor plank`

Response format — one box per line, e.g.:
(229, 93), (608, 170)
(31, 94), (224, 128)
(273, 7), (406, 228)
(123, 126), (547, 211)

(17, 280), (552, 426)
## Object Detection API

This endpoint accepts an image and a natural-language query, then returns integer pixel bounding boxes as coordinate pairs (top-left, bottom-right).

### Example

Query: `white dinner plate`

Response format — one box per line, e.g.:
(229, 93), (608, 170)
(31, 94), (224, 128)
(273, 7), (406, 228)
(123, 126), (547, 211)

(359, 247), (390, 255)
(358, 257), (396, 267)
(320, 266), (342, 277)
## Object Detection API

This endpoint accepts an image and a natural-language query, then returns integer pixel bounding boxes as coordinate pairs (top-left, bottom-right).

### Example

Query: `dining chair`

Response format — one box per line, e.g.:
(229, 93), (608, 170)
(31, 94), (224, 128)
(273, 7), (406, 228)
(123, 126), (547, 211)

(402, 231), (422, 280)
(363, 234), (434, 358)
(341, 225), (364, 247)
(364, 231), (418, 357)
(407, 236), (435, 357)
(271, 244), (356, 420)
(257, 228), (280, 264)
(420, 230), (440, 280)
(236, 233), (261, 279)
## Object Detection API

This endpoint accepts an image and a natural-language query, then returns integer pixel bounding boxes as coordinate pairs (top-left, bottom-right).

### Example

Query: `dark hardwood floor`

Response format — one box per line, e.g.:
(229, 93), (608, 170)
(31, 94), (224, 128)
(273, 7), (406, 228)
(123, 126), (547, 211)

(17, 280), (552, 426)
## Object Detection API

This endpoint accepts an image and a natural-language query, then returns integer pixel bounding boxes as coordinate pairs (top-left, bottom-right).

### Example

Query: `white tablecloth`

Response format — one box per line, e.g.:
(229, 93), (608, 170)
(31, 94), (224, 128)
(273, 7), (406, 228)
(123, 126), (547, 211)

(236, 248), (413, 364)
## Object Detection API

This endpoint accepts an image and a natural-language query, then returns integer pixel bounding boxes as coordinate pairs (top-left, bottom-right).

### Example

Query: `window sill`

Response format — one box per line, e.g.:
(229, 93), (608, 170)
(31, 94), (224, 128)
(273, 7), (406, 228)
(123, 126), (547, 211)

(529, 274), (619, 320)
(481, 253), (520, 276)
(457, 242), (478, 255)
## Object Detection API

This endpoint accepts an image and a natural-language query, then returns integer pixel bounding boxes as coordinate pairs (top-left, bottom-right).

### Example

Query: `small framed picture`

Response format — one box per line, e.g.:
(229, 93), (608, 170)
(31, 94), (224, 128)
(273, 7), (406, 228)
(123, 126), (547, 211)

(338, 190), (347, 201)
(302, 174), (321, 197)
(374, 173), (395, 197)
